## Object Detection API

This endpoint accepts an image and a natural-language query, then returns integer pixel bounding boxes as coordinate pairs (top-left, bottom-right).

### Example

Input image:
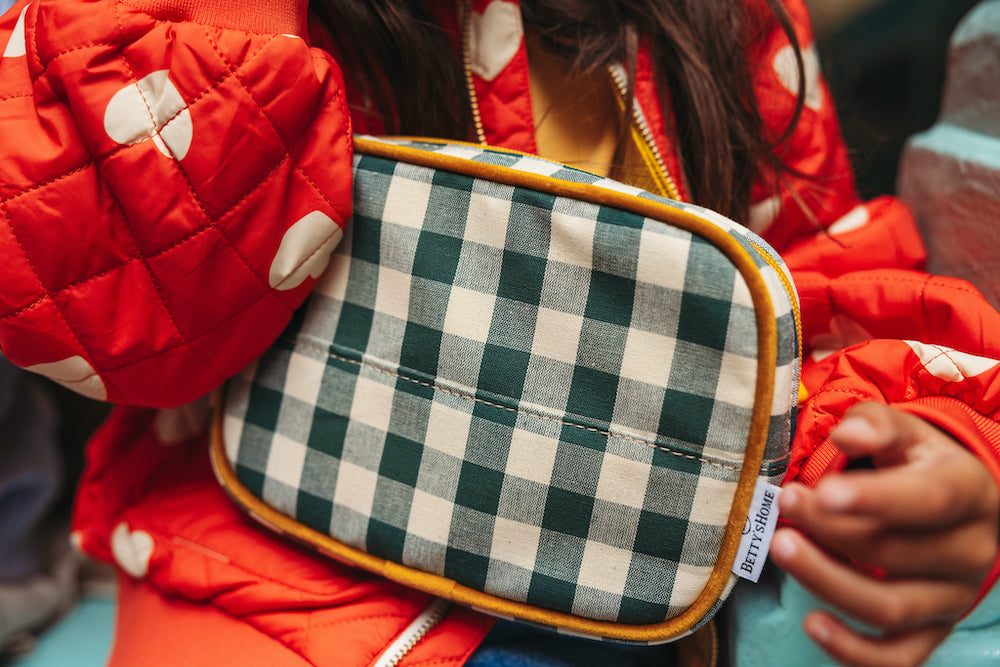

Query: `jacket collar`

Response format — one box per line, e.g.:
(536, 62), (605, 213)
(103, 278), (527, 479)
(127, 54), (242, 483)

(464, 0), (536, 151)
(462, 0), (687, 199)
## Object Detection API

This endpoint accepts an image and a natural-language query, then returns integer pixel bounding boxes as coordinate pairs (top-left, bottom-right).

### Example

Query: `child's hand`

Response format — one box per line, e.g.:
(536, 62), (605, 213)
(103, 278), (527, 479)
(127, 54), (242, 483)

(770, 402), (1000, 667)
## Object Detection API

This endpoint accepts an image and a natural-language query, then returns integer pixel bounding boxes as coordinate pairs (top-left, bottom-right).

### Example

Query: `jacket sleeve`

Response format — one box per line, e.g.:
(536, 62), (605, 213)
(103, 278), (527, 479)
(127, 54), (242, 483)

(0, 0), (353, 407)
(751, 0), (1000, 601)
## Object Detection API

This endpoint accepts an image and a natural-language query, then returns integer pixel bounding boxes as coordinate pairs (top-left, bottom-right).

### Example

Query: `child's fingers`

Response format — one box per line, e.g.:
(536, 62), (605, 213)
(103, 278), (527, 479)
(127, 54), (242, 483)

(828, 402), (922, 463)
(777, 403), (999, 665)
(780, 481), (997, 578)
(823, 403), (994, 526)
(851, 525), (992, 581)
(783, 408), (997, 528)
(803, 610), (951, 667)
(770, 529), (975, 631)
(788, 507), (992, 579)
(811, 455), (992, 527)
(830, 402), (950, 466)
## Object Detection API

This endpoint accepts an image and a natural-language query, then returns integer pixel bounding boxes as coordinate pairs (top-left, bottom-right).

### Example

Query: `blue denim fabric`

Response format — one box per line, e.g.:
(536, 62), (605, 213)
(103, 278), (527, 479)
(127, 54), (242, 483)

(0, 357), (61, 580)
(466, 621), (678, 667)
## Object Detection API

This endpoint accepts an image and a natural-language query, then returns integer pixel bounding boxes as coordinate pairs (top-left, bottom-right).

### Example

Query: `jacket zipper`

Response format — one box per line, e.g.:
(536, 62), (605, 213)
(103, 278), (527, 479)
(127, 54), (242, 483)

(461, 1), (680, 202)
(461, 1), (488, 145)
(371, 598), (452, 667)
(607, 64), (682, 201)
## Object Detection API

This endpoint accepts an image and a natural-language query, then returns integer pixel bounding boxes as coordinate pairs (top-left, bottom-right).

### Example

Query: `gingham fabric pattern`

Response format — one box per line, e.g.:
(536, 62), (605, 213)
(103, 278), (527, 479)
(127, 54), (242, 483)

(222, 138), (798, 630)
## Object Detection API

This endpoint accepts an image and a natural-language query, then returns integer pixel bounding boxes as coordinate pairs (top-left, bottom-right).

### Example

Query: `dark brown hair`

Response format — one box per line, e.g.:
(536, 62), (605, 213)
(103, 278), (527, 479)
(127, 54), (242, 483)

(311, 0), (805, 223)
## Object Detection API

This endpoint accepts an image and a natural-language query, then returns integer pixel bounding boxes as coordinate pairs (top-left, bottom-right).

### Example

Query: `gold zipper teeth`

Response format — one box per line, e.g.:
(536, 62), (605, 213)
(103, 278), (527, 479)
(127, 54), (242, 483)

(462, 1), (487, 145)
(608, 65), (682, 201)
(462, 1), (680, 200)
(378, 599), (452, 667)
(749, 238), (804, 376)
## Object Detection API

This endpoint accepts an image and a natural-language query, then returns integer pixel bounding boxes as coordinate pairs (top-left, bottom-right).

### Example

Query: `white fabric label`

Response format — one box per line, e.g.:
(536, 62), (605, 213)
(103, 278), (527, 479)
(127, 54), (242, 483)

(732, 479), (782, 583)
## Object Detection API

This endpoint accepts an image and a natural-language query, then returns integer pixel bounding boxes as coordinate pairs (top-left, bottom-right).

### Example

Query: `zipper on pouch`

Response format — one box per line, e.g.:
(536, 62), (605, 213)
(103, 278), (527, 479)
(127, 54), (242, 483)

(371, 598), (452, 667)
(747, 239), (803, 358)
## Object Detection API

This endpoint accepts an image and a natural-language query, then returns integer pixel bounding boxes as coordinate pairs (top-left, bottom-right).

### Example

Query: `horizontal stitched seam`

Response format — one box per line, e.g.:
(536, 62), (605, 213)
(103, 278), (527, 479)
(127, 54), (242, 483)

(797, 273), (983, 298)
(280, 613), (412, 638)
(144, 523), (357, 597)
(807, 387), (878, 402)
(407, 658), (481, 667)
(79, 286), (277, 375)
(35, 8), (282, 70)
(3, 277), (278, 378)
(289, 337), (746, 473)
(0, 161), (93, 207)
(116, 0), (307, 38)
(36, 40), (122, 72)
(760, 456), (790, 472)
(169, 535), (229, 562)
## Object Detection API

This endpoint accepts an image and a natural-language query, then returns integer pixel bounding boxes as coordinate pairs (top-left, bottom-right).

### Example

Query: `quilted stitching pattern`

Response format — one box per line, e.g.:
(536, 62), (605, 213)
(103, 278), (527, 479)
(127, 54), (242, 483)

(0, 0), (352, 406)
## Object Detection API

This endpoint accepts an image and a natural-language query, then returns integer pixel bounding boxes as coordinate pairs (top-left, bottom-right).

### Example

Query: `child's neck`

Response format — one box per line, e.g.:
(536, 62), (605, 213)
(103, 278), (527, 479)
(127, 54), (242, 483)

(525, 32), (621, 178)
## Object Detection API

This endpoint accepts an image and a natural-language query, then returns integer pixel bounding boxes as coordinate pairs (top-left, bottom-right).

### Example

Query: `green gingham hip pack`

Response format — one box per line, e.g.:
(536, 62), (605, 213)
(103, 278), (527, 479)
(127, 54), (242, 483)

(213, 136), (800, 644)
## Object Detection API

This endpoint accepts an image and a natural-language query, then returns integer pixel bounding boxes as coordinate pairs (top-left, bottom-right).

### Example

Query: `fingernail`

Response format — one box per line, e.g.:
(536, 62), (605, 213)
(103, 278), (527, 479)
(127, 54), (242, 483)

(832, 414), (878, 442)
(807, 617), (832, 644)
(779, 486), (799, 512)
(818, 480), (856, 511)
(770, 531), (795, 561)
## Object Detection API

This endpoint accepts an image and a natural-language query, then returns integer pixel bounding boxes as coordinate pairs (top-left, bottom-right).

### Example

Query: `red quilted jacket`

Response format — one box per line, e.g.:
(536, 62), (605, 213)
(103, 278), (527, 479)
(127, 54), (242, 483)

(2, 0), (1000, 664)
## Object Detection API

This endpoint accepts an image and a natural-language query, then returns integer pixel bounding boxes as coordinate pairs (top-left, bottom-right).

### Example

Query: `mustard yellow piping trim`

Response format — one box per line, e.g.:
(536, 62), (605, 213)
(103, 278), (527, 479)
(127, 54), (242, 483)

(746, 240), (802, 363)
(210, 136), (785, 642)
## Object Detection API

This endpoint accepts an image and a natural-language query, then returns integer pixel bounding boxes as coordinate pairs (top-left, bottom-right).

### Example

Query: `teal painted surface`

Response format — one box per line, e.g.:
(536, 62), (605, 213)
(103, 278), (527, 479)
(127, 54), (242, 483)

(908, 124), (1000, 170)
(952, 0), (1000, 46)
(12, 576), (1000, 667)
(729, 569), (1000, 666)
(10, 597), (114, 667)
